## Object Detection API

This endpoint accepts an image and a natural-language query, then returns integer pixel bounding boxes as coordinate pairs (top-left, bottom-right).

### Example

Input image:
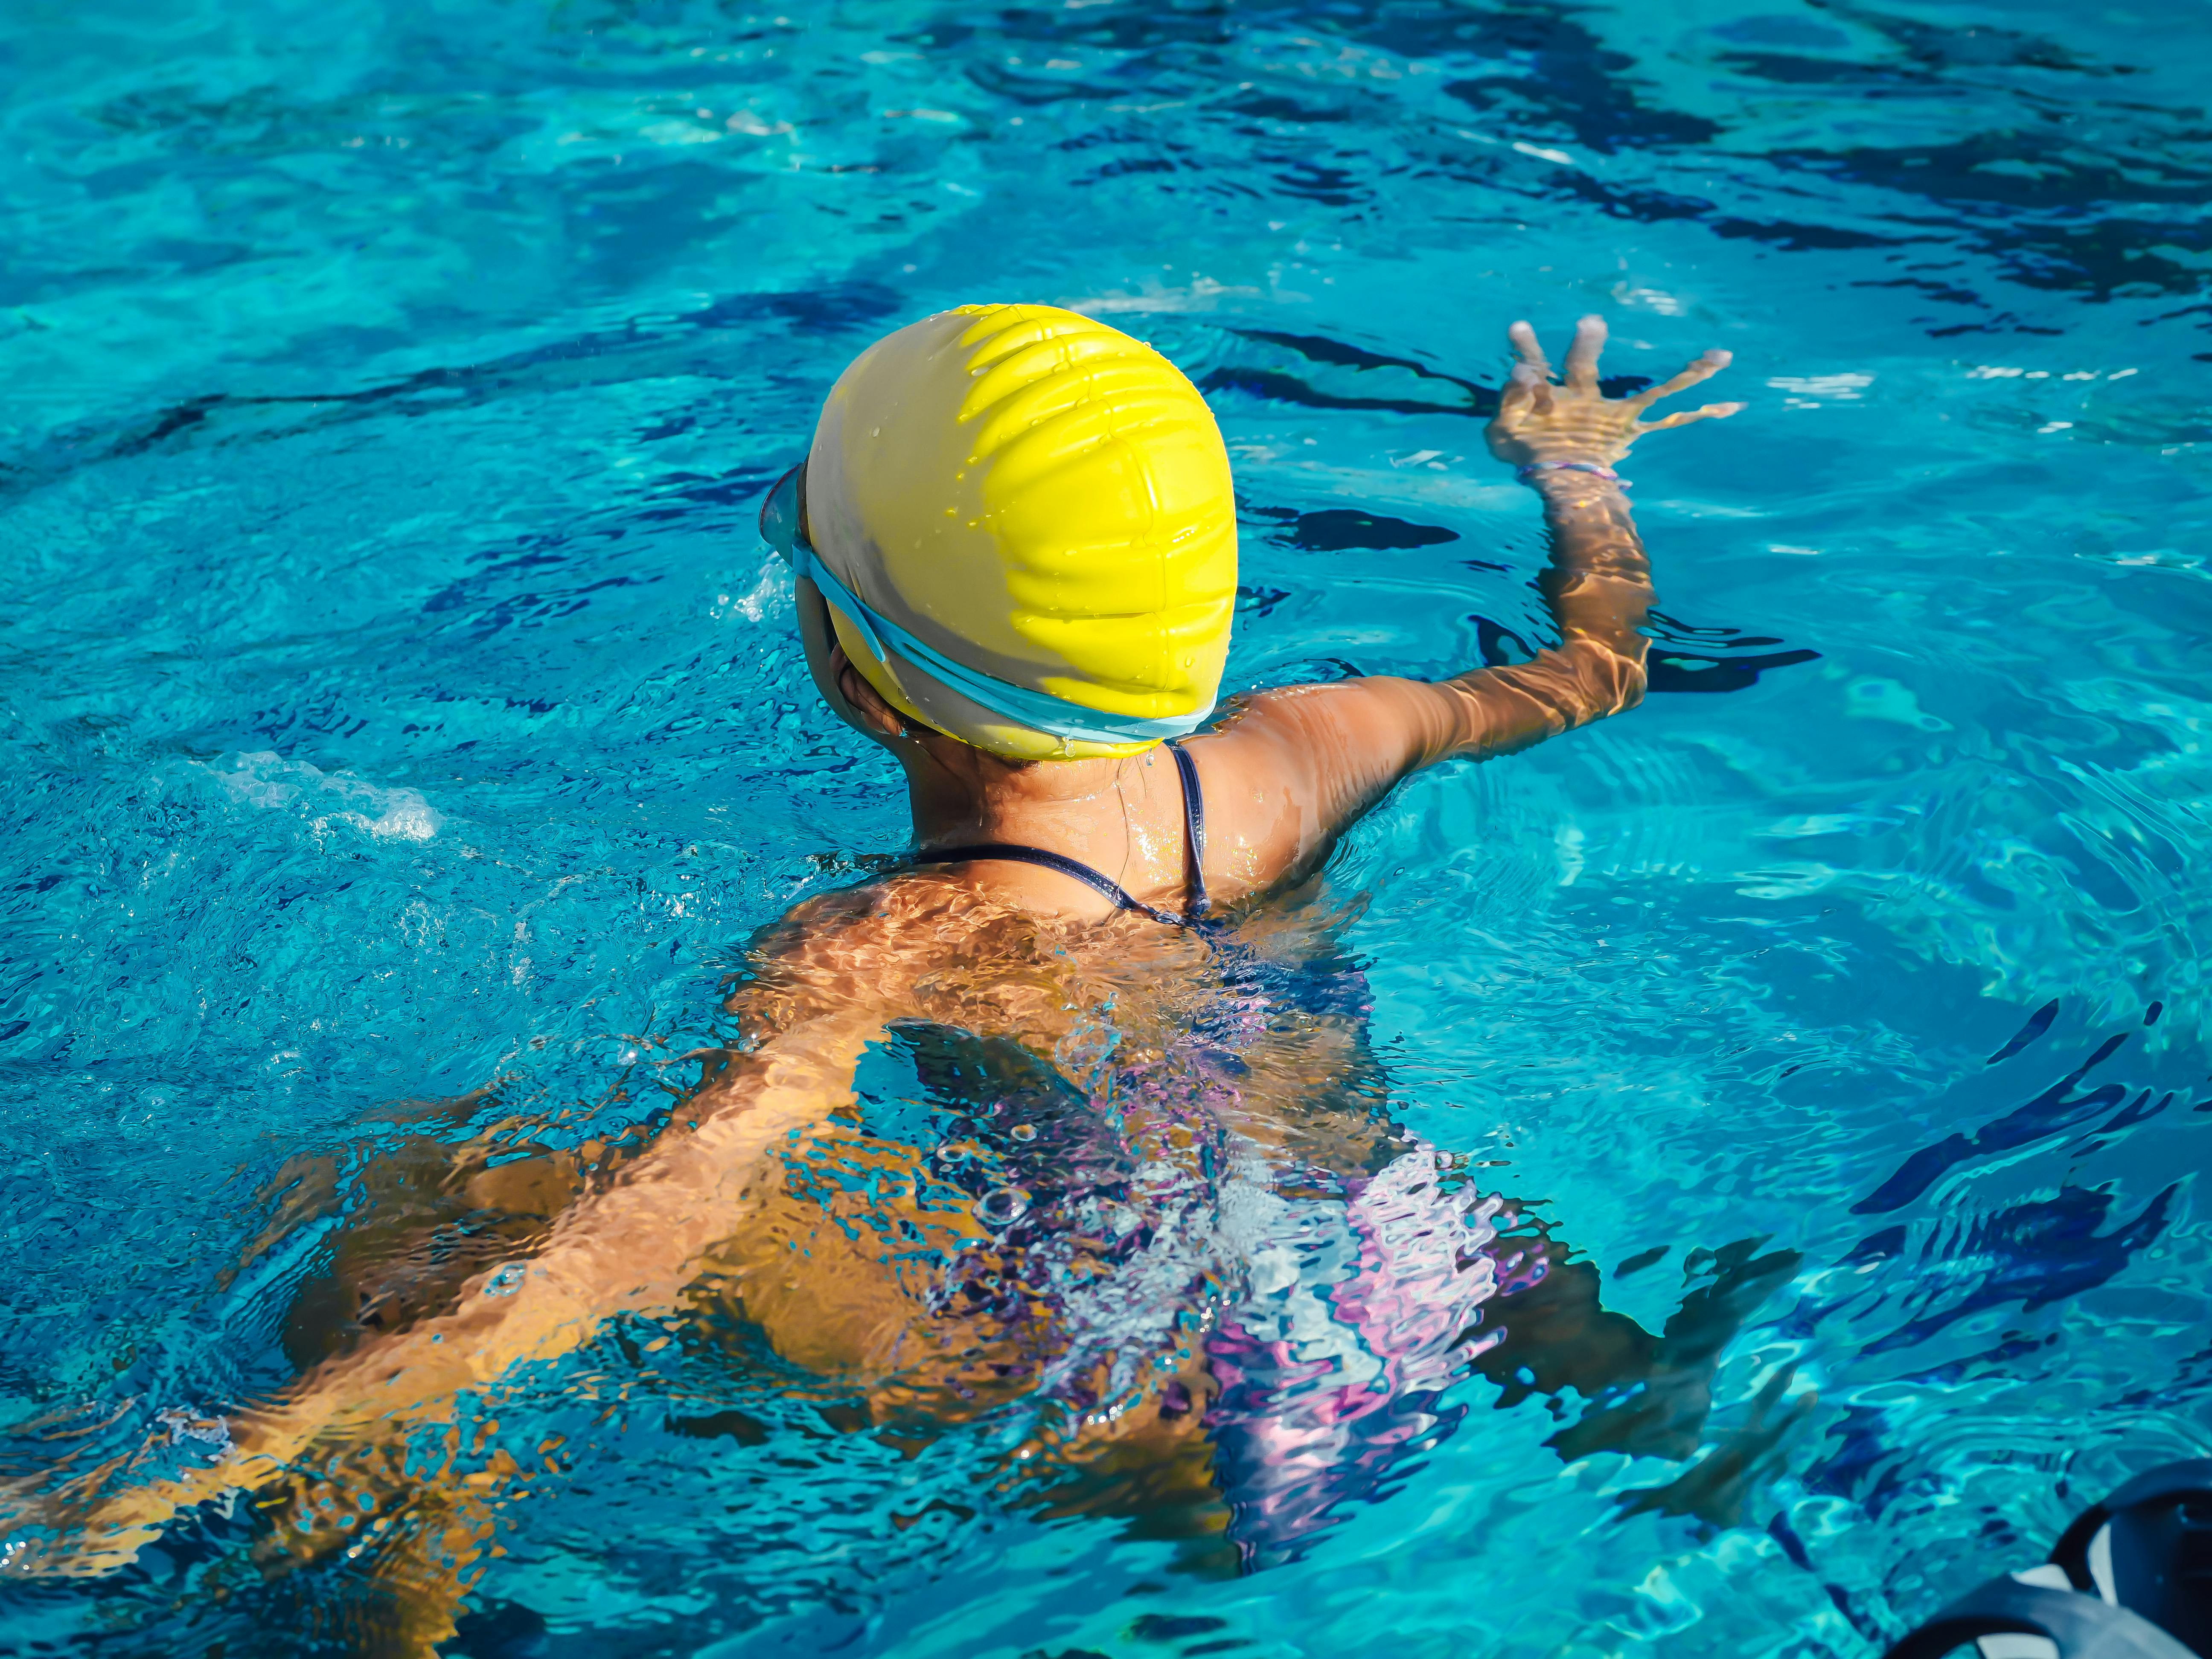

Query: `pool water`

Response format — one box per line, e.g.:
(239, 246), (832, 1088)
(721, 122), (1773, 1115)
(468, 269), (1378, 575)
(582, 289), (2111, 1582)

(4, 0), (2211, 1653)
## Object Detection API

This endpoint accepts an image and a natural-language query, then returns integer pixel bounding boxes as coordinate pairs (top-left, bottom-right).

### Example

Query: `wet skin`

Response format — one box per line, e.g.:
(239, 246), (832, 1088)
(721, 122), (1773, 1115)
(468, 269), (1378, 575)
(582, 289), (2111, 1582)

(6, 319), (1744, 1649)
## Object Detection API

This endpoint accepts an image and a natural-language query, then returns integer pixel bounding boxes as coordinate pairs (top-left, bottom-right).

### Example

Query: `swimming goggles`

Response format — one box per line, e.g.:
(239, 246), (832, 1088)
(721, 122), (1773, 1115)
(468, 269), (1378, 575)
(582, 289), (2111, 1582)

(759, 462), (1211, 748)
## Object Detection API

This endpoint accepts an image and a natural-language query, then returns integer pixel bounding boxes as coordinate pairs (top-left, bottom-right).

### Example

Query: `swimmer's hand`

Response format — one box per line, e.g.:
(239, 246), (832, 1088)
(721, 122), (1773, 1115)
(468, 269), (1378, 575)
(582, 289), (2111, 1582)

(1484, 315), (1740, 469)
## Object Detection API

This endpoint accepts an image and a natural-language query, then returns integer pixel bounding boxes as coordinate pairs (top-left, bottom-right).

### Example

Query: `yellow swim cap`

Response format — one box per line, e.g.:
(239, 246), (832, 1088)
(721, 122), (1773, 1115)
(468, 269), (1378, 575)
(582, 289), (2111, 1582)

(799, 304), (1238, 761)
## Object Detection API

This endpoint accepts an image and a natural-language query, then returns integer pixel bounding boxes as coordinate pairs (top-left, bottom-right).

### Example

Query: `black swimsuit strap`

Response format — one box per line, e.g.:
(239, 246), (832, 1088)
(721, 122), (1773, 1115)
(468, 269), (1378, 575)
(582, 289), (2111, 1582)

(909, 842), (1186, 927)
(1164, 739), (1210, 919)
(911, 740), (1213, 930)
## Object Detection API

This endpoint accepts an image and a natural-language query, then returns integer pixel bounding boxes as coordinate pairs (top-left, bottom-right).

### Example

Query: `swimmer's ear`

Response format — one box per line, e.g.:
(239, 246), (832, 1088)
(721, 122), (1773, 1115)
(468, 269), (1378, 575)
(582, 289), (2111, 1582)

(795, 578), (905, 745)
(795, 576), (873, 737)
(836, 652), (909, 743)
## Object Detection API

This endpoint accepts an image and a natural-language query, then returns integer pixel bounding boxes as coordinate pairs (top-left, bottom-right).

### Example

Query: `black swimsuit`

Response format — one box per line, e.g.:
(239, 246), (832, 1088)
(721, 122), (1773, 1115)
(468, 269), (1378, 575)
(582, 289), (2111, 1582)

(908, 739), (1212, 928)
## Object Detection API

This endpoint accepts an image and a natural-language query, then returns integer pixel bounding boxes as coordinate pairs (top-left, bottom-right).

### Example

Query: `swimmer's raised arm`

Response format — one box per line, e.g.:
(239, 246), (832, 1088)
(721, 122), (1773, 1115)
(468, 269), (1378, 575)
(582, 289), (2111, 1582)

(1194, 316), (1740, 882)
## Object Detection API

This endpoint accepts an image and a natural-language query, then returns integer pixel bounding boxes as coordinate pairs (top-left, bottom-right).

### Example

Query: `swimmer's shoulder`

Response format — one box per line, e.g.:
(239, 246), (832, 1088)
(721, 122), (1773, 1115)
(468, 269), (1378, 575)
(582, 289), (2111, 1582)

(723, 885), (923, 1027)
(1182, 678), (1471, 894)
(726, 876), (1085, 1029)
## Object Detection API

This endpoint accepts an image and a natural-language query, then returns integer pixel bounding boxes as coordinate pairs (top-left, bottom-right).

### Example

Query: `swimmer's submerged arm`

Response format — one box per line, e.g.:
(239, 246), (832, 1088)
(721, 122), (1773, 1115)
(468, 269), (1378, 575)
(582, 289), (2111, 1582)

(242, 1013), (881, 1449)
(34, 898), (909, 1565)
(1195, 317), (1740, 879)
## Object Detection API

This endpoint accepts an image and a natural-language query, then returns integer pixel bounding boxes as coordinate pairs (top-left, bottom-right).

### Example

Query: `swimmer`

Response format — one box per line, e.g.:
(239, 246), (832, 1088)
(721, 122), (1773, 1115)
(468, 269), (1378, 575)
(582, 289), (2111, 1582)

(6, 306), (1742, 1644)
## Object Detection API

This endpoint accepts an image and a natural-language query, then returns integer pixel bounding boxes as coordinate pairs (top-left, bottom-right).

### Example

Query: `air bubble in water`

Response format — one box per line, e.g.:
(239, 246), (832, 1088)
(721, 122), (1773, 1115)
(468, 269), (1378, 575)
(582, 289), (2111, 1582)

(975, 1188), (1029, 1228)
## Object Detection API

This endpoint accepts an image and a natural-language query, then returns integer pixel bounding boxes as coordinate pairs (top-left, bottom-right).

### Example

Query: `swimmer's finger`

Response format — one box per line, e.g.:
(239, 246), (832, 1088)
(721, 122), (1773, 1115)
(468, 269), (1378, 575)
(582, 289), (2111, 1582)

(1630, 349), (1732, 410)
(1507, 320), (1551, 378)
(1637, 401), (1744, 432)
(1562, 314), (1606, 389)
(1504, 363), (1557, 422)
(1493, 363), (1538, 431)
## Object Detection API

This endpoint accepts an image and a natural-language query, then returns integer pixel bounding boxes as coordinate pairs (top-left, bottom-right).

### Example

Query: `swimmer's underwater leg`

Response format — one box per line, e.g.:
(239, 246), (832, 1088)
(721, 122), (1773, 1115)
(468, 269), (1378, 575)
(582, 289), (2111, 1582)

(1473, 1226), (1807, 1522)
(1471, 1226), (1660, 1409)
(1533, 1234), (1803, 1462)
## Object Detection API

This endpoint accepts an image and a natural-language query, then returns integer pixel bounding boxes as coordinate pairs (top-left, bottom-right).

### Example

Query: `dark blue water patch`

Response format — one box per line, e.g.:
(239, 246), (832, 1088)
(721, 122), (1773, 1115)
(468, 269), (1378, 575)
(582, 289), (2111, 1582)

(1475, 617), (1536, 669)
(1987, 998), (2060, 1064)
(1860, 1183), (2176, 1355)
(1855, 1031), (2136, 1214)
(1712, 0), (2131, 88)
(1767, 1508), (1890, 1644)
(1557, 177), (1730, 230)
(1561, 165), (1924, 256)
(1793, 1182), (2176, 1361)
(1225, 328), (1493, 404)
(1129, 1612), (1228, 1642)
(1758, 140), (2212, 301)
(1284, 511), (1460, 553)
(2118, 1337), (2212, 1412)
(967, 60), (1133, 106)
(1218, 90), (1356, 125)
(665, 1407), (772, 1445)
(1924, 309), (2068, 341)
(1199, 365), (1489, 421)
(978, 2), (1237, 54)
(627, 467), (776, 524)
(448, 1598), (554, 1659)
(1, 280), (897, 497)
(1202, 325), (1668, 421)
(1801, 1403), (1925, 1522)
(1709, 215), (1913, 255)
(1257, 612), (1818, 698)
(1441, 60), (1722, 157)
(1709, 15), (1854, 51)
(1816, 1), (2132, 77)
(1645, 646), (1821, 695)
(2067, 1089), (2175, 1156)
(1247, 585), (1816, 695)
(1257, 656), (1368, 684)
(1121, 0), (2212, 332)
(1639, 612), (1821, 695)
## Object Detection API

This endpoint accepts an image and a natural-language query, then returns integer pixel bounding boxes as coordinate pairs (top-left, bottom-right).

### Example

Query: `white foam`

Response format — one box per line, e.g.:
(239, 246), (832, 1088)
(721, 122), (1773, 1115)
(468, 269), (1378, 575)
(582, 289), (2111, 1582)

(1068, 276), (1266, 314)
(1767, 373), (1873, 401)
(207, 751), (445, 843)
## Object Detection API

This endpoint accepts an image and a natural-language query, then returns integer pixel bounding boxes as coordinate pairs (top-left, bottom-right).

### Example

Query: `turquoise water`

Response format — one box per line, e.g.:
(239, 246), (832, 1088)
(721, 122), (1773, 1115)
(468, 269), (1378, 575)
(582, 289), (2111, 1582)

(4, 0), (2212, 1653)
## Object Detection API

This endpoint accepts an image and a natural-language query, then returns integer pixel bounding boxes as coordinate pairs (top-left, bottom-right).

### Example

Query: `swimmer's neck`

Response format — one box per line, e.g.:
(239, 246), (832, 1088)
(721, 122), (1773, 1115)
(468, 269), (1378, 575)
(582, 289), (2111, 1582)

(896, 732), (1157, 851)
(831, 650), (1174, 854)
